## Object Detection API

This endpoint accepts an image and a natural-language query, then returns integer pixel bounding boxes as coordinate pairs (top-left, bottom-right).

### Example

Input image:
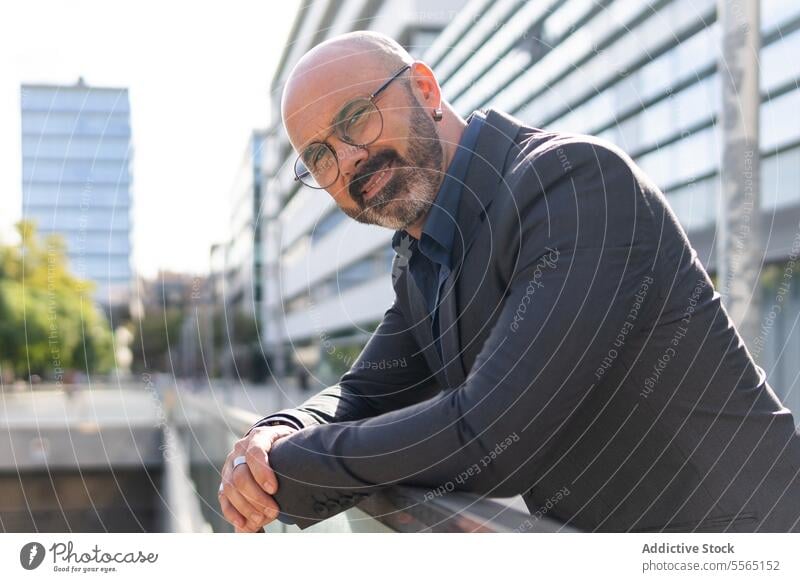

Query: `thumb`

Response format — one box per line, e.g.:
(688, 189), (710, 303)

(247, 444), (278, 495)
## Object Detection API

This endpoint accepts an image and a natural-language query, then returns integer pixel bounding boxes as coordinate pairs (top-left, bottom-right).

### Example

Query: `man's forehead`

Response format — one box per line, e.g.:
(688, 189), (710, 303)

(286, 84), (361, 147)
(283, 61), (397, 148)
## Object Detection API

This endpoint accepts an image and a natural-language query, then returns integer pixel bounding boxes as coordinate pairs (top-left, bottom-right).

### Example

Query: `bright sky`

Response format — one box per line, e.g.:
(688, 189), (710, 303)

(0, 0), (299, 278)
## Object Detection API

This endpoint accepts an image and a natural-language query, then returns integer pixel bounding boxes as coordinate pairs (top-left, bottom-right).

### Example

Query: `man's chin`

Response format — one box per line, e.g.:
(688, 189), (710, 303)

(378, 200), (431, 231)
(358, 209), (410, 230)
(351, 207), (416, 231)
(351, 188), (406, 227)
(346, 181), (433, 230)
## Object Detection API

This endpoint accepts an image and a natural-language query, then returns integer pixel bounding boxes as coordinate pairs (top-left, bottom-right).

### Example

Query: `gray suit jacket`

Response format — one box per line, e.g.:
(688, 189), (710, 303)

(259, 108), (800, 532)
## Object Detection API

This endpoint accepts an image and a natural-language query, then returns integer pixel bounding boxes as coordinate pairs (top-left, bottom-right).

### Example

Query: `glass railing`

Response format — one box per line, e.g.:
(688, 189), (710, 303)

(167, 386), (575, 533)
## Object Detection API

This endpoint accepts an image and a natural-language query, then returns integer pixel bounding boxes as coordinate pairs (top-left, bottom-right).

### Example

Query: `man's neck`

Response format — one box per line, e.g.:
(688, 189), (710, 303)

(405, 109), (467, 240)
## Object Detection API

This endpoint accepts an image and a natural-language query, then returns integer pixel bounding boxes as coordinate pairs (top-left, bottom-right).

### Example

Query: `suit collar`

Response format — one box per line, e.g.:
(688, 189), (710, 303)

(390, 109), (521, 257)
(450, 108), (523, 270)
(405, 108), (523, 389)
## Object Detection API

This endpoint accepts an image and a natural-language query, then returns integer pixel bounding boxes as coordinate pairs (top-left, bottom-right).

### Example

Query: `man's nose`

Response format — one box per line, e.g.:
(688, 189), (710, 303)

(336, 138), (369, 180)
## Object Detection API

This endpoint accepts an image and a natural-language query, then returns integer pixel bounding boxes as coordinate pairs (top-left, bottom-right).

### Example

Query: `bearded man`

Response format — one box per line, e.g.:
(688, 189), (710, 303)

(218, 31), (800, 533)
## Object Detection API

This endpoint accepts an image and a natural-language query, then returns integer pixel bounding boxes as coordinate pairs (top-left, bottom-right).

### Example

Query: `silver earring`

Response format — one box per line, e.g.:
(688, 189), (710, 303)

(432, 107), (443, 122)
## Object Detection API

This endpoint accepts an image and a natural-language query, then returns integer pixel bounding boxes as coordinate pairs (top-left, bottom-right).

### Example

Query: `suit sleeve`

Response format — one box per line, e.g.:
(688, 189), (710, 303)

(268, 140), (660, 528)
(246, 284), (442, 435)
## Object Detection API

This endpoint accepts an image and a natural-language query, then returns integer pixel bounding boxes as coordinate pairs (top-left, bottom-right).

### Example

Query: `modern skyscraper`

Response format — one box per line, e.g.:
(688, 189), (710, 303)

(20, 78), (133, 308)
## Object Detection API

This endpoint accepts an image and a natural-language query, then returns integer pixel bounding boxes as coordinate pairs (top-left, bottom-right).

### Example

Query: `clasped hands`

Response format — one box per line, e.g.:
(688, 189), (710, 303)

(218, 424), (297, 533)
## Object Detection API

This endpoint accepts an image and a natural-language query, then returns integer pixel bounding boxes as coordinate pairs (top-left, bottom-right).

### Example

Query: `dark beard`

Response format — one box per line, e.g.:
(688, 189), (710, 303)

(343, 105), (443, 230)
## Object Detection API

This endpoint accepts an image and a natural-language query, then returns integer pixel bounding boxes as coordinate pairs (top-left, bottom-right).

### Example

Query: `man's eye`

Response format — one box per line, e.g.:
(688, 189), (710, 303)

(345, 107), (369, 132)
(304, 147), (325, 169)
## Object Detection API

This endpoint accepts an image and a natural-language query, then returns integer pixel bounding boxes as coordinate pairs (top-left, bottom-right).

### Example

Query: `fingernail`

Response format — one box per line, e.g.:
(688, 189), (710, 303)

(263, 481), (274, 492)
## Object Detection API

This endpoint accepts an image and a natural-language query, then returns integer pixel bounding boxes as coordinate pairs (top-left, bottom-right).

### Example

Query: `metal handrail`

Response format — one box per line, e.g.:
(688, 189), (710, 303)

(173, 388), (575, 533)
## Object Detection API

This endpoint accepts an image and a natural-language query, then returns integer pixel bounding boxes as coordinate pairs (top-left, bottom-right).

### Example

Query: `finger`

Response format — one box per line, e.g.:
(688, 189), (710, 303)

(232, 463), (280, 520)
(241, 517), (265, 533)
(219, 448), (240, 484)
(235, 524), (264, 534)
(245, 443), (279, 494)
(220, 476), (263, 532)
(225, 470), (270, 527)
(219, 492), (246, 529)
(220, 445), (264, 531)
(219, 440), (249, 492)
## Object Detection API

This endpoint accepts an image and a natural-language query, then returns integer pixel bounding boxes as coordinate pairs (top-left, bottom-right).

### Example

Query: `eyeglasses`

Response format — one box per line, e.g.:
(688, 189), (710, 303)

(293, 64), (411, 190)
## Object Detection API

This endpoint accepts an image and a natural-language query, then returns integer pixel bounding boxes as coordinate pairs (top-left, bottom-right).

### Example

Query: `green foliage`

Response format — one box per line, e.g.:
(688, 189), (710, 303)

(0, 221), (114, 379)
(130, 306), (184, 373)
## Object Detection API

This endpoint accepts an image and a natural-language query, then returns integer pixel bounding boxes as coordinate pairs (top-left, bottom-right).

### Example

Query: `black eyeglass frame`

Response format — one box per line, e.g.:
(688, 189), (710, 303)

(293, 63), (412, 189)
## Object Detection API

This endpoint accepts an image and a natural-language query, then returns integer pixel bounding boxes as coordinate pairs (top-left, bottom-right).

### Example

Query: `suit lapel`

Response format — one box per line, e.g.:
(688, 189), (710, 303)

(404, 260), (448, 388)
(438, 109), (522, 389)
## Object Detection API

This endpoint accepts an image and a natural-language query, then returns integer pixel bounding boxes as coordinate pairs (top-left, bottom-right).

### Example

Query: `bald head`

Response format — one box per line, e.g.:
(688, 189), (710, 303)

(281, 31), (413, 128)
(295, 30), (413, 79)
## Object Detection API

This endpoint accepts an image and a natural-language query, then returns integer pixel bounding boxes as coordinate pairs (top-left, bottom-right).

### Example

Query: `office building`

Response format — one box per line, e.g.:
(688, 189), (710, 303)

(20, 78), (133, 307)
(221, 131), (269, 380)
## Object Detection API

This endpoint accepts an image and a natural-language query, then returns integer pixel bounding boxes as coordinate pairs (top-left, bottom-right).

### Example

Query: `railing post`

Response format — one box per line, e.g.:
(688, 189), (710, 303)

(716, 0), (761, 348)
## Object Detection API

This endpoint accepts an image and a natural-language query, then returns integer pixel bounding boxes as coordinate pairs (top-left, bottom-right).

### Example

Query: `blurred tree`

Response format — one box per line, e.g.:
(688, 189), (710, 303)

(0, 221), (114, 380)
(130, 306), (184, 374)
(232, 310), (258, 346)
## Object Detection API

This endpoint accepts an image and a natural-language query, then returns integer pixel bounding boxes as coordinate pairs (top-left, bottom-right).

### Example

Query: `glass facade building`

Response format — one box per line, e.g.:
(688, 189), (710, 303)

(227, 130), (266, 312)
(20, 79), (133, 306)
(220, 130), (269, 380)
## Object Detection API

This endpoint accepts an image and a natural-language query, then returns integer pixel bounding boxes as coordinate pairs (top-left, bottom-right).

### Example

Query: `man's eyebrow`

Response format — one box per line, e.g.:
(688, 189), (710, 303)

(300, 98), (352, 150)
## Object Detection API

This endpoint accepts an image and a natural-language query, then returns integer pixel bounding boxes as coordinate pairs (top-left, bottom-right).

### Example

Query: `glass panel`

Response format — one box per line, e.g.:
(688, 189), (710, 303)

(762, 146), (800, 210)
(761, 89), (800, 152)
(761, 27), (800, 91)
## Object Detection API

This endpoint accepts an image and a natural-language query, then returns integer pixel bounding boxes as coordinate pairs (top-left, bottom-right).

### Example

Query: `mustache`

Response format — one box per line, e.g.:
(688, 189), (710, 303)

(349, 149), (401, 202)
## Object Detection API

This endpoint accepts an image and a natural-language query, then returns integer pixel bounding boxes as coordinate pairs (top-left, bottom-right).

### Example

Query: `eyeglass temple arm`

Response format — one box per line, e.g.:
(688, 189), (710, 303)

(369, 64), (411, 100)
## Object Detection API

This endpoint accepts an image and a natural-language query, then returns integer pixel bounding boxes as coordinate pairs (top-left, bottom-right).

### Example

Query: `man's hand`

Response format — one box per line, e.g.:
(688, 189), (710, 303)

(218, 424), (297, 532)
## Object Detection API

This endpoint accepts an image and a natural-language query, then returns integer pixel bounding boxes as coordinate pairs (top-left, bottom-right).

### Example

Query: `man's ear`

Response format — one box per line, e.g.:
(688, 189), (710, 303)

(408, 61), (441, 107)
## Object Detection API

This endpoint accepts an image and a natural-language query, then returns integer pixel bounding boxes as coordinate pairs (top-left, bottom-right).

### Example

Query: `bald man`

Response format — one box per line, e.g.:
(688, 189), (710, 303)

(218, 31), (800, 533)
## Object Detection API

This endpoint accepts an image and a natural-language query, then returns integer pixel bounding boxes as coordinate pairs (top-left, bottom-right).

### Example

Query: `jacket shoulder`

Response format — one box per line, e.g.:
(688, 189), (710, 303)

(490, 124), (660, 246)
(508, 127), (637, 182)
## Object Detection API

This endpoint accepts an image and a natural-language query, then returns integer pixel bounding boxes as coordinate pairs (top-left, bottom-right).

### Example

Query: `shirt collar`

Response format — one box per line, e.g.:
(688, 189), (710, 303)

(391, 110), (486, 259)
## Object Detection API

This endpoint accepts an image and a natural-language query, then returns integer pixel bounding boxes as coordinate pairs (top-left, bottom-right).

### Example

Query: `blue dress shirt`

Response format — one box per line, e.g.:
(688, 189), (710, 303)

(391, 110), (486, 361)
